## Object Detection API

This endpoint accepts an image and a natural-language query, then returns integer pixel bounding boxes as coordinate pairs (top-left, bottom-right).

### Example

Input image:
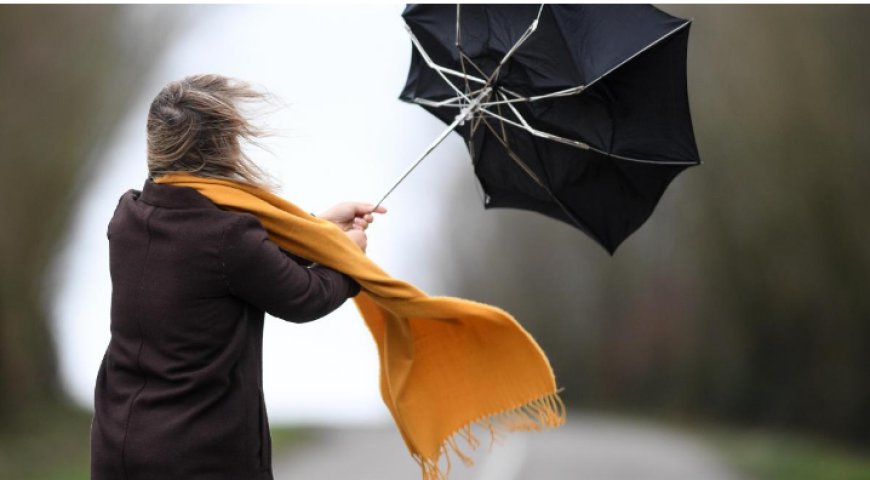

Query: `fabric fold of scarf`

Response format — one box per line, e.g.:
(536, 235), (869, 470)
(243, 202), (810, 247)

(154, 173), (564, 479)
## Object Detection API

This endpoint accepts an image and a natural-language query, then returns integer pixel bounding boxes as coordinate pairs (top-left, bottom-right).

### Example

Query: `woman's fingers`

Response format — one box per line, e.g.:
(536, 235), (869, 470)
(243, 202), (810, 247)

(320, 202), (385, 232)
(353, 203), (387, 216)
(353, 206), (386, 227)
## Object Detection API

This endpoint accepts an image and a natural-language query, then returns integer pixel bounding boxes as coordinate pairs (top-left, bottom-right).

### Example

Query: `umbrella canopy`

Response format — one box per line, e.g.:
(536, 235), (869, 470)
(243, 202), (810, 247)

(397, 4), (701, 253)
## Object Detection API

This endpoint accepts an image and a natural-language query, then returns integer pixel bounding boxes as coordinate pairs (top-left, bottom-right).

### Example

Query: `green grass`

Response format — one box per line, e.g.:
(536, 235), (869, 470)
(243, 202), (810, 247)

(0, 403), (92, 480)
(0, 403), (307, 480)
(270, 424), (310, 452)
(711, 428), (870, 480)
(586, 409), (870, 480)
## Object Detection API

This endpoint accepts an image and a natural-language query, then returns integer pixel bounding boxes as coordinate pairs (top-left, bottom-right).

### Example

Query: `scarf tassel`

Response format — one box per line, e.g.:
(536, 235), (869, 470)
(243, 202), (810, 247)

(412, 392), (566, 480)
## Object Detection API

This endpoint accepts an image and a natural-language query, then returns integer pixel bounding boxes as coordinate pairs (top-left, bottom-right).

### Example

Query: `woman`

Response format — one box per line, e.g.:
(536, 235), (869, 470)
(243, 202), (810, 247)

(90, 74), (384, 480)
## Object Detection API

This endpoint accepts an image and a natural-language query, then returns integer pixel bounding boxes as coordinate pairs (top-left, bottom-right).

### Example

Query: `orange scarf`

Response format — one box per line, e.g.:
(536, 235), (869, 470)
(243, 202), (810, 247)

(154, 173), (564, 479)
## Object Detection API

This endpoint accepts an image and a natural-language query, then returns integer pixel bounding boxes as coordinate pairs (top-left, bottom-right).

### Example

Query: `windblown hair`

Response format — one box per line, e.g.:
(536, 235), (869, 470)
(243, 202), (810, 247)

(146, 74), (274, 189)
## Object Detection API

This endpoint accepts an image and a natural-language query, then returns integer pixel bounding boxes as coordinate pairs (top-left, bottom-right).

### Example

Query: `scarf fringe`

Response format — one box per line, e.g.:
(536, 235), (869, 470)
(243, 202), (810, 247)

(411, 392), (566, 480)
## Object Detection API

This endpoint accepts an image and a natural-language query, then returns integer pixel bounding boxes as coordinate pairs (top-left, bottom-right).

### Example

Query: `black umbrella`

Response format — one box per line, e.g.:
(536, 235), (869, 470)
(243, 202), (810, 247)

(381, 4), (701, 254)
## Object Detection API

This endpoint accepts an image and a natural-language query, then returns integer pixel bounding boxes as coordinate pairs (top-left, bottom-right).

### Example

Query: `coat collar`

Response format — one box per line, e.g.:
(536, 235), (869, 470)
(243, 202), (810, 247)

(137, 178), (218, 210)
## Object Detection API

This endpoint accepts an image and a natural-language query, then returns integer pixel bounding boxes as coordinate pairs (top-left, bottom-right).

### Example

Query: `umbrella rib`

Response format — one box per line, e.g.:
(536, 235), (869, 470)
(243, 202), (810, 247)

(478, 85), (587, 107)
(412, 87), (487, 109)
(484, 106), (697, 165)
(456, 4), (494, 140)
(456, 7), (492, 94)
(480, 116), (546, 190)
(455, 4), (461, 48)
(496, 4), (544, 68)
(480, 116), (592, 234)
(457, 50), (478, 153)
(496, 102), (509, 141)
(404, 24), (487, 90)
(481, 99), (590, 150)
(407, 13), (692, 109)
(508, 20), (691, 105)
(412, 97), (464, 108)
(459, 51), (490, 80)
(405, 24), (477, 107)
(405, 4), (592, 149)
(469, 104), (487, 138)
(477, 4), (545, 95)
(468, 20), (693, 108)
(584, 146), (698, 166)
(583, 20), (692, 94)
(456, 6), (470, 113)
(482, 92), (698, 166)
(457, 3), (545, 146)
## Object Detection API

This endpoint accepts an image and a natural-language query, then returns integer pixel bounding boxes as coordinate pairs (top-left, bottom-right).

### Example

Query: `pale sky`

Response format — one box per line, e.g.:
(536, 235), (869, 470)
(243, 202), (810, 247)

(50, 5), (471, 425)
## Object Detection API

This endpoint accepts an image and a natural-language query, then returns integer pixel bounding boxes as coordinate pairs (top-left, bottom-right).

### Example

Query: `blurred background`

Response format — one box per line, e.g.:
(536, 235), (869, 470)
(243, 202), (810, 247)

(1, 4), (869, 480)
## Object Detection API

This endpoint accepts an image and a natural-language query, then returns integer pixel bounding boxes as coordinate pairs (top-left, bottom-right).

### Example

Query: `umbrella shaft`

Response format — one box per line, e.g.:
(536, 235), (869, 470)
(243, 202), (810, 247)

(374, 113), (465, 209)
(375, 88), (491, 209)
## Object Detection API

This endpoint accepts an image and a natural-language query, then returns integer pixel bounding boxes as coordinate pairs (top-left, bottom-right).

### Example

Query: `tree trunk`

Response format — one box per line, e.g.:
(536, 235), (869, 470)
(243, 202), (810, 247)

(0, 5), (177, 428)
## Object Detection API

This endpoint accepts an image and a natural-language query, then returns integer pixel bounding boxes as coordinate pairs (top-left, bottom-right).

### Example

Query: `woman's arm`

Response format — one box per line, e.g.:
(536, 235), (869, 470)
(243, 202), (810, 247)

(220, 214), (360, 323)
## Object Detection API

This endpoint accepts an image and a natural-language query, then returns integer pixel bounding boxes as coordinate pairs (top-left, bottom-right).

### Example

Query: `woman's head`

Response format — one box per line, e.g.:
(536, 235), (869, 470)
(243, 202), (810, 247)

(146, 74), (274, 189)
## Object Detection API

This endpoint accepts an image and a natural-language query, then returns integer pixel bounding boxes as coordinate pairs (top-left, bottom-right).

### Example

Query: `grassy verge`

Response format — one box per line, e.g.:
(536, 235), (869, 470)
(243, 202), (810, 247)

(0, 403), (92, 480)
(576, 408), (870, 480)
(0, 403), (307, 480)
(711, 428), (870, 480)
(270, 424), (310, 452)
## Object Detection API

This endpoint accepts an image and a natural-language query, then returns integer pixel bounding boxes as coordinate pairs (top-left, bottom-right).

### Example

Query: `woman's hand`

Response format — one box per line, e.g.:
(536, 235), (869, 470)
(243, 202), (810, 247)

(318, 202), (387, 232)
(319, 202), (385, 253)
(344, 228), (368, 253)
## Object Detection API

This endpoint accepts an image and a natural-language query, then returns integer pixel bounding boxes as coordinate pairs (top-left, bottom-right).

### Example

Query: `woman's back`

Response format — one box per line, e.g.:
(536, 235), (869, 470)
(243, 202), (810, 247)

(91, 180), (358, 480)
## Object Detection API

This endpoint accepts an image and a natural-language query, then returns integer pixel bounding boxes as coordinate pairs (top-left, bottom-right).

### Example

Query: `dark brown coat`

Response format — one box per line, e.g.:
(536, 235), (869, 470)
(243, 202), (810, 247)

(91, 180), (359, 480)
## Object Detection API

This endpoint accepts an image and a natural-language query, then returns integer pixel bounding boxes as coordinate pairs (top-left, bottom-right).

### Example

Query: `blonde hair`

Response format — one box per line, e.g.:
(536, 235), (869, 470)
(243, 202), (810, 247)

(146, 74), (275, 190)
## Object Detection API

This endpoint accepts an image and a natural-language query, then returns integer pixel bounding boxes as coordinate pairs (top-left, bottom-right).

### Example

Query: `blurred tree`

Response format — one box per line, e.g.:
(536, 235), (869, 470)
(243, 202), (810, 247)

(671, 4), (870, 444)
(0, 5), (175, 429)
(433, 5), (870, 446)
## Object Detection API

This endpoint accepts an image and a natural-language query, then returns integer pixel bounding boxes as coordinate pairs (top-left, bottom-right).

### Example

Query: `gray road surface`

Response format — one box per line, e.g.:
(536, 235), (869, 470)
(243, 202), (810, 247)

(273, 414), (746, 480)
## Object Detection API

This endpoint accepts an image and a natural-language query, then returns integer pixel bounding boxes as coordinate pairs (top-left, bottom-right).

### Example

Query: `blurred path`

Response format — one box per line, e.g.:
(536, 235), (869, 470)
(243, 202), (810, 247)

(273, 413), (745, 480)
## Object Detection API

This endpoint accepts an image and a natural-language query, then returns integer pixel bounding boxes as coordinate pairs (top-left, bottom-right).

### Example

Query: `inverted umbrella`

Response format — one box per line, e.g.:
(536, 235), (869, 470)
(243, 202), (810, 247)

(381, 4), (701, 254)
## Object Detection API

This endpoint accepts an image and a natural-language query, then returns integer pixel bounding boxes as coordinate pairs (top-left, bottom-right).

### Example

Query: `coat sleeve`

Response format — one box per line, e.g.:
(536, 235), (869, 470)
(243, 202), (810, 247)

(220, 213), (360, 323)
